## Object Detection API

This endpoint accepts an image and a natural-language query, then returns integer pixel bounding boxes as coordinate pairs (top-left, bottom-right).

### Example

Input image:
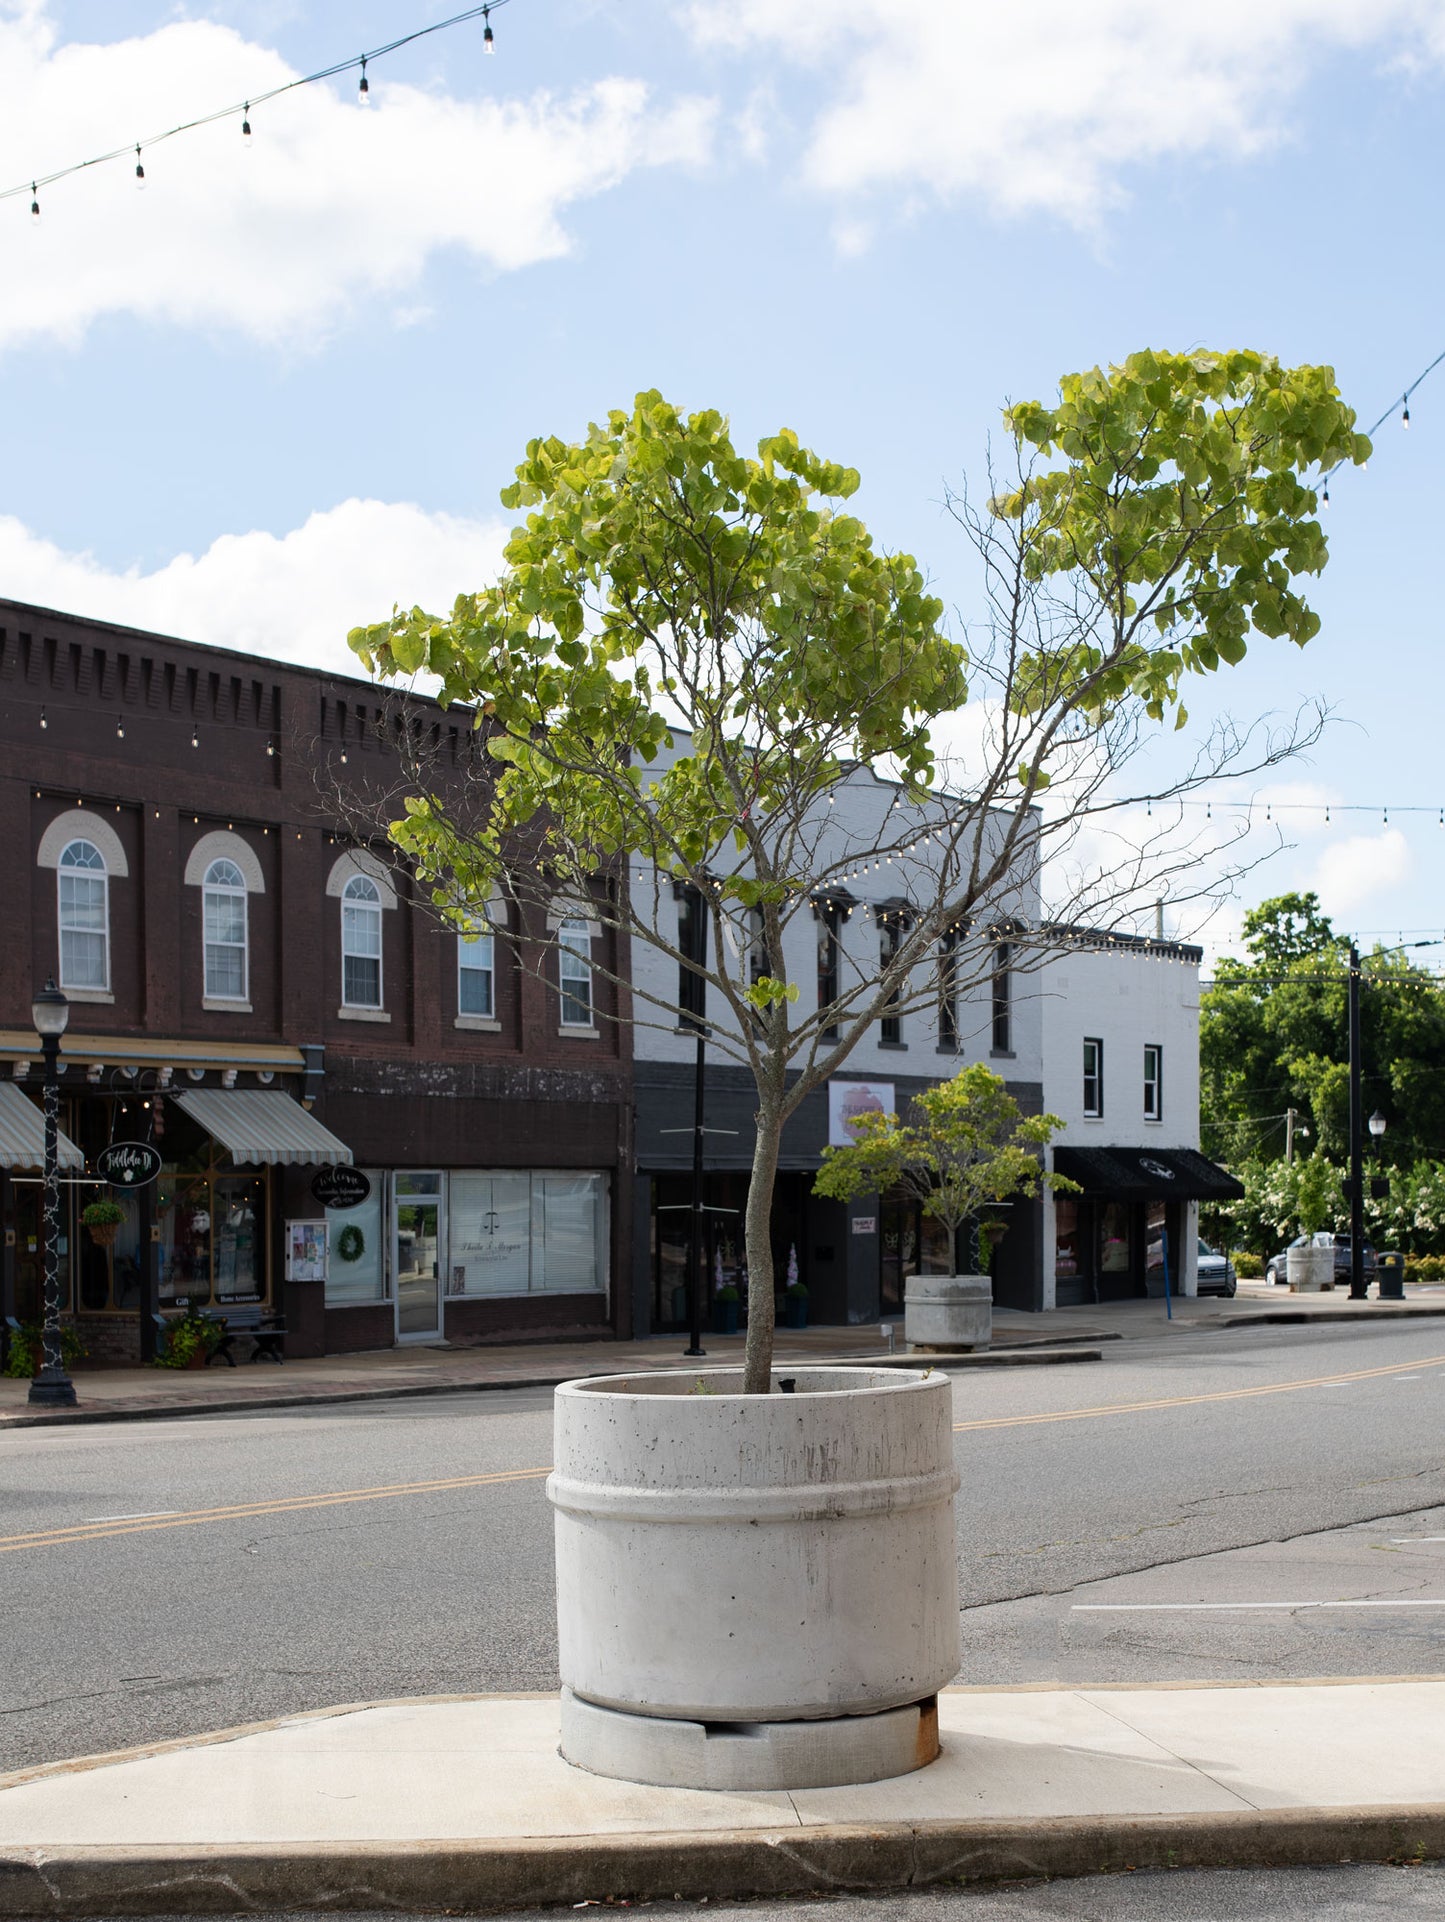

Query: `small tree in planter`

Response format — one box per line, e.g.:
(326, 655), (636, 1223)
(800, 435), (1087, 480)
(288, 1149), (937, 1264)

(1287, 1152), (1343, 1291)
(813, 1064), (1076, 1349)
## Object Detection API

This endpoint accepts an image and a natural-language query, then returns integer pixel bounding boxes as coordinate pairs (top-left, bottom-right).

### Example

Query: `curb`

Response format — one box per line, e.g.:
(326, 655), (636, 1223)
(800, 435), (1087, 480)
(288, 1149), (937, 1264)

(0, 1345), (1103, 1430)
(1, 1807), (1441, 1913)
(1224, 1304), (1445, 1328)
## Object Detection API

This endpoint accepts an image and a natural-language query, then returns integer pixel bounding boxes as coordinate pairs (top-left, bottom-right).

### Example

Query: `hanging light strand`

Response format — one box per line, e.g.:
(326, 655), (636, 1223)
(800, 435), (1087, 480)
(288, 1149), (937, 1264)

(0, 0), (515, 210)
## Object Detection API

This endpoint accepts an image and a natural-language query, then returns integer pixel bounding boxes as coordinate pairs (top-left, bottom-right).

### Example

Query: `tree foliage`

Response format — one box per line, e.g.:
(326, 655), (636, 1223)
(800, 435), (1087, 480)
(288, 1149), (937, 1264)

(812, 1065), (1075, 1254)
(350, 361), (1364, 1392)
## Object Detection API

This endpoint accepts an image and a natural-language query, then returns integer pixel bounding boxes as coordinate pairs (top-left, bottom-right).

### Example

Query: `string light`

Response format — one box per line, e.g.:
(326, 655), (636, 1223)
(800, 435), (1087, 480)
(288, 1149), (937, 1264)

(1403, 395), (1411, 429)
(39, 707), (46, 729)
(483, 6), (495, 51)
(115, 716), (124, 739)
(2, 1), (516, 218)
(191, 725), (199, 748)
(358, 58), (370, 104)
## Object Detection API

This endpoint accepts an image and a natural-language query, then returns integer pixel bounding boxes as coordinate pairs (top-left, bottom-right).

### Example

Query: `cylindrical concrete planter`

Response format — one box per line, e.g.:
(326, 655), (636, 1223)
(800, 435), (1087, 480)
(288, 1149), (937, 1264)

(1287, 1243), (1334, 1292)
(549, 1365), (960, 1790)
(905, 1273), (991, 1351)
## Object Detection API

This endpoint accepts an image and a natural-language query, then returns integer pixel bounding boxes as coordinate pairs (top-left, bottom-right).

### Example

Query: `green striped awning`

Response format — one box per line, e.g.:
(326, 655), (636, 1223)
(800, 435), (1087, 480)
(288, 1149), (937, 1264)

(0, 1082), (84, 1170)
(171, 1090), (353, 1167)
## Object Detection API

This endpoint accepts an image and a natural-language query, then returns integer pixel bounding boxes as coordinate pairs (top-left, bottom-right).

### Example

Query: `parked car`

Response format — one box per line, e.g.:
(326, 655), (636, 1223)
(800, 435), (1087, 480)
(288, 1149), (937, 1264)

(1265, 1232), (1377, 1288)
(1195, 1239), (1237, 1298)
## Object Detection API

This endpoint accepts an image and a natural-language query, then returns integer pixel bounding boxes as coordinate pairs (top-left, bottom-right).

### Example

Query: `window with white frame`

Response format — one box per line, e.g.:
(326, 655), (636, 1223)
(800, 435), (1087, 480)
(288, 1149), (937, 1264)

(558, 916), (593, 1027)
(1083, 1036), (1104, 1117)
(458, 919), (495, 1018)
(1144, 1043), (1162, 1121)
(447, 1170), (607, 1296)
(58, 839), (109, 991)
(341, 874), (384, 1008)
(202, 858), (248, 1001)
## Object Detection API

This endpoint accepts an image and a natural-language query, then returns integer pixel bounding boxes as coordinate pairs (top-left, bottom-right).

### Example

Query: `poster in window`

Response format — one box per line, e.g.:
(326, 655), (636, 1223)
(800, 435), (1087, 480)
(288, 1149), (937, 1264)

(286, 1219), (329, 1282)
(827, 1080), (895, 1147)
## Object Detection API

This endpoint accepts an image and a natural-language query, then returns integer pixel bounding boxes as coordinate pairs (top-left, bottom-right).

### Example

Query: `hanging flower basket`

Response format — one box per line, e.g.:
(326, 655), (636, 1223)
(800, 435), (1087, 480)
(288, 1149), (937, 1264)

(81, 1199), (125, 1247)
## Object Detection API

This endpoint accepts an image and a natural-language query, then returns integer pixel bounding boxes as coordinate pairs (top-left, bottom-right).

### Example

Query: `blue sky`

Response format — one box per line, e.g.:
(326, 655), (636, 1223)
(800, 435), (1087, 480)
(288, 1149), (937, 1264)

(5, 0), (1445, 964)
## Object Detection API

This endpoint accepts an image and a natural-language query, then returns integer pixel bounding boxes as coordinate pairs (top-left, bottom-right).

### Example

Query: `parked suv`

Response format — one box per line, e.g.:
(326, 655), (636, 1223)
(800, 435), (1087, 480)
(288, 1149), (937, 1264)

(1265, 1232), (1377, 1288)
(1196, 1239), (1237, 1298)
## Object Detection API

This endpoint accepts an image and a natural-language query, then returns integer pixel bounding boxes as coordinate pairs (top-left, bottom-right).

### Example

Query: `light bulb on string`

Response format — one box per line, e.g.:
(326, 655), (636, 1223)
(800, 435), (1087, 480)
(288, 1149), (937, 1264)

(191, 726), (199, 749)
(483, 6), (495, 51)
(134, 145), (146, 189)
(39, 707), (47, 729)
(359, 57), (370, 104)
(242, 105), (252, 146)
(1321, 480), (1330, 509)
(29, 184), (38, 222)
(115, 716), (124, 740)
(1403, 396), (1411, 429)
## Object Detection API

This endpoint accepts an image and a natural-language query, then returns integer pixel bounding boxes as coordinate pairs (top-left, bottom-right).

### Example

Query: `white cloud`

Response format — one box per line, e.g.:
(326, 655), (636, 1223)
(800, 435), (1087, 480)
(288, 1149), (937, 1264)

(0, 6), (714, 348)
(0, 500), (506, 674)
(1311, 827), (1413, 917)
(686, 0), (1445, 227)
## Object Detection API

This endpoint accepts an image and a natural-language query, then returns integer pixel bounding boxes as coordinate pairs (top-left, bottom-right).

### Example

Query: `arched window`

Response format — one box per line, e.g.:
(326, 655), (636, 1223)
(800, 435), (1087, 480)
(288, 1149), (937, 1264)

(558, 915), (593, 1027)
(342, 874), (383, 1008)
(458, 919), (495, 1018)
(58, 839), (109, 991)
(203, 858), (248, 1002)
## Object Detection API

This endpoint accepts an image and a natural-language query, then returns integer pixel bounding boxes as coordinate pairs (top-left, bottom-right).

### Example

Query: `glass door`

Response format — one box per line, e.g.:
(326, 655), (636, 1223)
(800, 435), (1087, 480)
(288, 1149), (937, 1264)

(394, 1172), (444, 1341)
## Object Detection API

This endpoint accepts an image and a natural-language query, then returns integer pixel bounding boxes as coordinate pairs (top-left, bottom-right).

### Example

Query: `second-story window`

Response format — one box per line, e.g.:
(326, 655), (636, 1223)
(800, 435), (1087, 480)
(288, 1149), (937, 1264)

(1144, 1043), (1162, 1121)
(878, 910), (906, 1045)
(559, 916), (594, 1027)
(58, 838), (109, 991)
(991, 941), (1012, 1054)
(203, 858), (248, 1002)
(938, 929), (959, 1049)
(458, 920), (495, 1017)
(815, 898), (841, 1040)
(1083, 1036), (1104, 1117)
(342, 874), (384, 1009)
(677, 886), (706, 1030)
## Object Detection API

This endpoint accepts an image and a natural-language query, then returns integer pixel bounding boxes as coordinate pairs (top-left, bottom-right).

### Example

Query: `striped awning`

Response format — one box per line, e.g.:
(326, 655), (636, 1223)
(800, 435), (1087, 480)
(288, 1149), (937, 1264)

(0, 1082), (84, 1171)
(171, 1090), (353, 1167)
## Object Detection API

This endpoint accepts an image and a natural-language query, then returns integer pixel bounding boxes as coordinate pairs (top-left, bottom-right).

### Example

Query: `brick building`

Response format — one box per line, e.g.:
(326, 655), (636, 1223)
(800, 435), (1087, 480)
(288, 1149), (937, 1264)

(0, 599), (632, 1362)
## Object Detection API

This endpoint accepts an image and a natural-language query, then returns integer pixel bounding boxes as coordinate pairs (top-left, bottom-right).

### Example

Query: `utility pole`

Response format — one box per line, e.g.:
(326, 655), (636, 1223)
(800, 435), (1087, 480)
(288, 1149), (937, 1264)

(1285, 1107), (1298, 1165)
(1348, 940), (1367, 1299)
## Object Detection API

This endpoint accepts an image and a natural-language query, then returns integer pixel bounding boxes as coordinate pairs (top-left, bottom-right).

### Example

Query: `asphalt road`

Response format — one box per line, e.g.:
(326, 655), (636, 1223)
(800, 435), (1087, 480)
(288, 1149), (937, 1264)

(4, 1316), (1445, 1773)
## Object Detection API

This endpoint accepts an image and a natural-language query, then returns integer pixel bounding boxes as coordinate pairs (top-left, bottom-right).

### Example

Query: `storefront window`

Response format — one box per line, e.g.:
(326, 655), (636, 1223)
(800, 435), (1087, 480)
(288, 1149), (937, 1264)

(157, 1171), (267, 1308)
(447, 1171), (606, 1296)
(324, 1172), (386, 1305)
(1100, 1201), (1131, 1277)
(1055, 1197), (1082, 1279)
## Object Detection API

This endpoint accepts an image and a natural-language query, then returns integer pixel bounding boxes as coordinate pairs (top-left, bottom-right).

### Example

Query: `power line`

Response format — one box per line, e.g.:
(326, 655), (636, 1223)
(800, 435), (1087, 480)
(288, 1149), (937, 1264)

(3, 0), (512, 213)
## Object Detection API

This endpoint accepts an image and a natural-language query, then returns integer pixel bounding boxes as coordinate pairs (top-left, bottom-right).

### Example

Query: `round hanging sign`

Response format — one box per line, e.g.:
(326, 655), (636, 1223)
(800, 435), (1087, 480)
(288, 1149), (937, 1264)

(97, 1141), (162, 1188)
(311, 1166), (371, 1209)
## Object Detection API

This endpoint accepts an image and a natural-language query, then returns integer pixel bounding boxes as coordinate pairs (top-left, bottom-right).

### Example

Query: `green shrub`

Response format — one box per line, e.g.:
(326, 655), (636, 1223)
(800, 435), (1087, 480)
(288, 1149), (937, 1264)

(1232, 1251), (1263, 1278)
(1406, 1253), (1445, 1286)
(3, 1320), (84, 1378)
(153, 1311), (223, 1369)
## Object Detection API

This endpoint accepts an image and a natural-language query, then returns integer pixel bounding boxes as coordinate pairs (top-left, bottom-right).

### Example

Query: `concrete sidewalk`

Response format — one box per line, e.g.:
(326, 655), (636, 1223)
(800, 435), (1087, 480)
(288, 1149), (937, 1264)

(1, 1681), (1442, 1911)
(4, 1284), (1443, 1430)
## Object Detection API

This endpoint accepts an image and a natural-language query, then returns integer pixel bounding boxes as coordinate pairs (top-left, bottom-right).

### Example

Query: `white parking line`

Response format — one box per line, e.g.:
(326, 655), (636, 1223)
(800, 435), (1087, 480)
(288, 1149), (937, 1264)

(84, 1511), (176, 1522)
(1393, 1536), (1445, 1543)
(1073, 1600), (1445, 1611)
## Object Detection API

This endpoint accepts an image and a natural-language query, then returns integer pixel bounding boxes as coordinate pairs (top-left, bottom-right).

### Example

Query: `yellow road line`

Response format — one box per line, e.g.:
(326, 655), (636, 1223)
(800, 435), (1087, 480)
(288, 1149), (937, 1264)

(0, 1466), (552, 1554)
(952, 1350), (1445, 1432)
(5, 1349), (1444, 1556)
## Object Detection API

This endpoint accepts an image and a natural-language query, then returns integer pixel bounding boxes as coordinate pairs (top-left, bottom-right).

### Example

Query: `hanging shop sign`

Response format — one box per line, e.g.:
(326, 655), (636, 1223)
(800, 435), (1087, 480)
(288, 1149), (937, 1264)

(97, 1141), (162, 1189)
(311, 1166), (371, 1209)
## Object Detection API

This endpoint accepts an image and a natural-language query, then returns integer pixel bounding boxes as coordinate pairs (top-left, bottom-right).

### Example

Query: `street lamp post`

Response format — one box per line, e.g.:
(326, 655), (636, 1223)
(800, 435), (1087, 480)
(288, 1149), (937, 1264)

(28, 978), (74, 1409)
(1347, 943), (1368, 1301)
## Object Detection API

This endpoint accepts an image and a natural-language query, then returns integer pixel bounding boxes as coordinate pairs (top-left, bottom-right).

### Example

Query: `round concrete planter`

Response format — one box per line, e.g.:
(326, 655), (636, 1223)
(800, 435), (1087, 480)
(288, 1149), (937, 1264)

(904, 1273), (991, 1351)
(549, 1365), (960, 1788)
(1287, 1244), (1335, 1292)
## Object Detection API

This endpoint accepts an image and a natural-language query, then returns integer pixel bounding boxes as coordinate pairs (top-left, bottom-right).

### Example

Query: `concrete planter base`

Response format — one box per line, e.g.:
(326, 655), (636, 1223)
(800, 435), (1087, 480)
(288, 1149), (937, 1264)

(549, 1365), (960, 1789)
(559, 1686), (940, 1791)
(1287, 1245), (1335, 1293)
(905, 1273), (991, 1351)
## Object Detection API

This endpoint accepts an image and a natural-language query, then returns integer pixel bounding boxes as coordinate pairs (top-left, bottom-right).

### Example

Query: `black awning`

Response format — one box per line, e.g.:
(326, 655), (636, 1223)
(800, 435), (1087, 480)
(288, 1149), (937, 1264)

(1052, 1145), (1244, 1203)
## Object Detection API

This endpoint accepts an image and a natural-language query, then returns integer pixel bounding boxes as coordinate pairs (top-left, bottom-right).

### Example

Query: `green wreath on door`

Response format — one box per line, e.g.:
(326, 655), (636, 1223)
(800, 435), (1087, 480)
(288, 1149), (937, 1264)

(335, 1224), (366, 1264)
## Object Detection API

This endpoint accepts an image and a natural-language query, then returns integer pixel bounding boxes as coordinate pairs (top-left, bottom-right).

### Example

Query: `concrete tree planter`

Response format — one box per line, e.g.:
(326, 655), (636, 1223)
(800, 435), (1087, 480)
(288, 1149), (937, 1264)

(549, 1365), (960, 1791)
(905, 1273), (991, 1351)
(1288, 1243), (1334, 1292)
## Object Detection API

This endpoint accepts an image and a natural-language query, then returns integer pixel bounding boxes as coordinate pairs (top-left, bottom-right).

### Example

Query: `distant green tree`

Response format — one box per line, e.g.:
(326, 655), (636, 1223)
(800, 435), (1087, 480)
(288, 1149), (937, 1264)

(1201, 892), (1445, 1171)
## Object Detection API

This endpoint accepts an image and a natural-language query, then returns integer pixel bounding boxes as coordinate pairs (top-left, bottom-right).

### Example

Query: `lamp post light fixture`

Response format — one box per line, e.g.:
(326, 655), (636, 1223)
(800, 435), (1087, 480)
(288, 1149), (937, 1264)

(28, 977), (75, 1408)
(1369, 1110), (1388, 1142)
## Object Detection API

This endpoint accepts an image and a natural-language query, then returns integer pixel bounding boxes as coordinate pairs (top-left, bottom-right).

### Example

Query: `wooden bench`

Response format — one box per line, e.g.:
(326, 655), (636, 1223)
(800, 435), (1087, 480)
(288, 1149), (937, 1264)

(203, 1305), (286, 1366)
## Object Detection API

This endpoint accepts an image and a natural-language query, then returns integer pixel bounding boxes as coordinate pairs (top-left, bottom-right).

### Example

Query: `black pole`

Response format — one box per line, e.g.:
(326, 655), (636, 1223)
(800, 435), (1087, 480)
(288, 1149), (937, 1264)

(29, 1030), (75, 1407)
(682, 890), (709, 1358)
(1348, 940), (1367, 1300)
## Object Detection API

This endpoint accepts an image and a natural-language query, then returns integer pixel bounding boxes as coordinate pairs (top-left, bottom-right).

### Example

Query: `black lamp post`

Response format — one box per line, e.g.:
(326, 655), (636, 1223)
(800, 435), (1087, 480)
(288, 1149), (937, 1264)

(28, 978), (75, 1408)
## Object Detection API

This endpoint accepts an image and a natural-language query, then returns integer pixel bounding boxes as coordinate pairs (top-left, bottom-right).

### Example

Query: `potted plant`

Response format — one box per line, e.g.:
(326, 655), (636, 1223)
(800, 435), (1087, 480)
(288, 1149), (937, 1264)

(3, 1319), (84, 1379)
(1287, 1153), (1340, 1292)
(813, 1064), (1075, 1351)
(80, 1198), (126, 1248)
(783, 1280), (808, 1329)
(712, 1283), (739, 1335)
(154, 1310), (223, 1370)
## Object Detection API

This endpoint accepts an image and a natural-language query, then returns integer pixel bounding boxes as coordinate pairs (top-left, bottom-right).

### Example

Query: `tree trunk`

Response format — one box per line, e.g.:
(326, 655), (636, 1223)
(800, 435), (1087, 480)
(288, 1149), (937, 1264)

(741, 1105), (783, 1395)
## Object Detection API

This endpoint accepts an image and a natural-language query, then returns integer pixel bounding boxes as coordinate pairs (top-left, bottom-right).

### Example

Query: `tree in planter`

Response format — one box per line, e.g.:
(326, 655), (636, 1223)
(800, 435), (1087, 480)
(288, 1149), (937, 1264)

(351, 355), (1366, 1394)
(812, 1063), (1076, 1269)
